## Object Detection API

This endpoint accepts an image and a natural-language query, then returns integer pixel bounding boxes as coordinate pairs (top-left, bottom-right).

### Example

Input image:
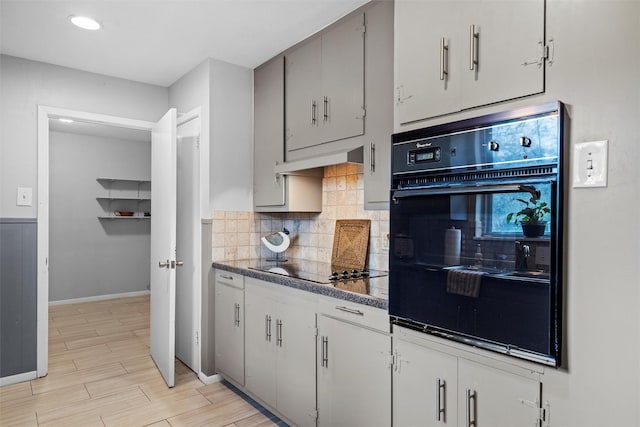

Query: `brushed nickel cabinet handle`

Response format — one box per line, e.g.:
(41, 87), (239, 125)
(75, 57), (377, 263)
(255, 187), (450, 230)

(335, 305), (364, 316)
(321, 336), (329, 368)
(440, 37), (449, 80)
(436, 378), (446, 422)
(311, 100), (317, 125)
(466, 389), (477, 427)
(265, 315), (272, 342)
(370, 142), (376, 172)
(276, 319), (283, 346)
(470, 25), (479, 71)
(234, 303), (240, 327)
(323, 96), (329, 121)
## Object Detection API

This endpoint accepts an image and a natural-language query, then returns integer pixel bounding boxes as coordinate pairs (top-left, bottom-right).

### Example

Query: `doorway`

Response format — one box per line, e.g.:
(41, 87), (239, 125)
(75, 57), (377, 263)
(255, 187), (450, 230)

(37, 106), (203, 382)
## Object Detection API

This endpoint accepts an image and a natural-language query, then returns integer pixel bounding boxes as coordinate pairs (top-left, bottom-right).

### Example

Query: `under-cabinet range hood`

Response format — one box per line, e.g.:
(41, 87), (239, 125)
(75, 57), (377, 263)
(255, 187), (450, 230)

(274, 146), (363, 175)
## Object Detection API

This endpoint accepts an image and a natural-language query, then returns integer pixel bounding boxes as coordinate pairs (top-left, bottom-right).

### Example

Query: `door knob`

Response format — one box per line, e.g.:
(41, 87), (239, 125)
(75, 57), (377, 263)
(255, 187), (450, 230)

(158, 260), (170, 268)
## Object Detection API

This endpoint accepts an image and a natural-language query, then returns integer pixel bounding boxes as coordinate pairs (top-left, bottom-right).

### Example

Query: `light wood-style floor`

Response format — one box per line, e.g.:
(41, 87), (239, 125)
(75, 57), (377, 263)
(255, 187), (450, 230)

(0, 295), (281, 427)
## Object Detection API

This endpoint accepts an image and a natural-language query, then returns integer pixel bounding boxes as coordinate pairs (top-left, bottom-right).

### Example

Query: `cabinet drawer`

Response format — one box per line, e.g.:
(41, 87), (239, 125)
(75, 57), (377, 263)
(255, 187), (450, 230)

(318, 296), (389, 333)
(215, 270), (244, 289)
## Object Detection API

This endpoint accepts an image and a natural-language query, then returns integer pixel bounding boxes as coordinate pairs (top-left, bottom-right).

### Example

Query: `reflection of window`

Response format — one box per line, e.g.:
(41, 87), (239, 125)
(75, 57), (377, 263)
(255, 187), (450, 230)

(485, 186), (552, 235)
(480, 115), (557, 237)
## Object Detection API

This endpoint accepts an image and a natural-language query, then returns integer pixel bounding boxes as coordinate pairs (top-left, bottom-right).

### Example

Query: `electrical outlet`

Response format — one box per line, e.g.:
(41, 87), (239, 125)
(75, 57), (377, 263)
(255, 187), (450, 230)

(573, 140), (608, 188)
(17, 187), (33, 206)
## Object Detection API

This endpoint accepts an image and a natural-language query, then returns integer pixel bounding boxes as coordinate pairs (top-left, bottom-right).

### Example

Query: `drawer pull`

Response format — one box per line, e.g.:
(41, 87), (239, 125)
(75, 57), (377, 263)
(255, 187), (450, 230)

(335, 305), (364, 316)
(219, 274), (233, 280)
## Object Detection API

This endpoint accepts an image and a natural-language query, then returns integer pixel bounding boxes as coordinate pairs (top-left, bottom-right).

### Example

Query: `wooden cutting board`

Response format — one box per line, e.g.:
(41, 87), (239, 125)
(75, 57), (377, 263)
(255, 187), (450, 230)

(331, 219), (371, 271)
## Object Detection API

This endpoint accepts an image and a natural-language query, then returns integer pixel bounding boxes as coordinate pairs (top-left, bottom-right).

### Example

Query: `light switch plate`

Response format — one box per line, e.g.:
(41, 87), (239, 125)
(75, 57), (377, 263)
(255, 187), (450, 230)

(17, 187), (33, 206)
(572, 140), (608, 188)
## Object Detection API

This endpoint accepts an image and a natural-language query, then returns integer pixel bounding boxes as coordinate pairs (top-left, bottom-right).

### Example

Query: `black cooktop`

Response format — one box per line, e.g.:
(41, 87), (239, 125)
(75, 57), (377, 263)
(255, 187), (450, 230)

(249, 261), (387, 285)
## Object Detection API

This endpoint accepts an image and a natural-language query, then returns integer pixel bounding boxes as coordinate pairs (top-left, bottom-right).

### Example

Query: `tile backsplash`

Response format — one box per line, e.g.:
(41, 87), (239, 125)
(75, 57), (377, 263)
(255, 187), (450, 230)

(212, 163), (390, 271)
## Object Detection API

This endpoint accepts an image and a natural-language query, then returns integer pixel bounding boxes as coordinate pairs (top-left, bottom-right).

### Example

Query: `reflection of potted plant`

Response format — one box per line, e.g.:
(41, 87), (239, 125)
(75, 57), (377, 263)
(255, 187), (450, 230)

(506, 197), (550, 237)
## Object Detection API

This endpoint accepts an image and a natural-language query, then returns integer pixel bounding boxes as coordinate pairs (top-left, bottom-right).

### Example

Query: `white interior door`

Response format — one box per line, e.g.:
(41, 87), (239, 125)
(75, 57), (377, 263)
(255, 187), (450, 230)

(150, 108), (178, 387)
(175, 116), (200, 372)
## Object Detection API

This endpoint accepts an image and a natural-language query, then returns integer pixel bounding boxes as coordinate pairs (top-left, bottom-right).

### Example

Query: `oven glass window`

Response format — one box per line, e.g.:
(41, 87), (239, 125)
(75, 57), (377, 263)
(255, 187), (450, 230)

(485, 184), (552, 236)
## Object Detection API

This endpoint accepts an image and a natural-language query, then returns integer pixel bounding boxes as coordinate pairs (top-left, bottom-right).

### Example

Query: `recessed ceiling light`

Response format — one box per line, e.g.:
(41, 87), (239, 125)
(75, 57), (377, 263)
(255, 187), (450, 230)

(58, 118), (74, 124)
(69, 15), (102, 31)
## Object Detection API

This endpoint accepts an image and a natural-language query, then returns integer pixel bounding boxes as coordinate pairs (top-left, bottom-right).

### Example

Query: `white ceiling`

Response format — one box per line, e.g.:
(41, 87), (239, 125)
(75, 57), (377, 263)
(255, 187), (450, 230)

(0, 0), (369, 87)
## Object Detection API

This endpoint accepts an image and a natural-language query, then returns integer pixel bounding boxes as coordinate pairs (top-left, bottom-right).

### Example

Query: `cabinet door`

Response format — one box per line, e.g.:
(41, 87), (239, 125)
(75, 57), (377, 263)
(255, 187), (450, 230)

(214, 282), (244, 385)
(276, 296), (317, 427)
(460, 0), (545, 110)
(285, 37), (322, 152)
(317, 315), (391, 427)
(458, 359), (541, 427)
(393, 338), (458, 426)
(363, 1), (394, 209)
(394, 0), (465, 124)
(321, 12), (365, 144)
(254, 57), (285, 208)
(244, 285), (277, 408)
(395, 0), (545, 124)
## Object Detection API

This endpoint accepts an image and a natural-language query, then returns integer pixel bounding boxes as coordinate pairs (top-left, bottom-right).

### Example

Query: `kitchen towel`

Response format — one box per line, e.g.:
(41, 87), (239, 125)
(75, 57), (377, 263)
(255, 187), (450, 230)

(444, 227), (461, 265)
(446, 269), (485, 298)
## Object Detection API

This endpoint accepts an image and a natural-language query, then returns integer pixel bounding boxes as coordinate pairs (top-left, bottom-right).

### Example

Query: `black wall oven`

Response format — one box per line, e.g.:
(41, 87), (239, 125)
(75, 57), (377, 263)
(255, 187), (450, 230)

(389, 102), (565, 366)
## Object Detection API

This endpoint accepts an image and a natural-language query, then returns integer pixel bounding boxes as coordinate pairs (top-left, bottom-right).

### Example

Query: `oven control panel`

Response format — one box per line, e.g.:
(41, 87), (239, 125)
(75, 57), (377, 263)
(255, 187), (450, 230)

(408, 146), (441, 165)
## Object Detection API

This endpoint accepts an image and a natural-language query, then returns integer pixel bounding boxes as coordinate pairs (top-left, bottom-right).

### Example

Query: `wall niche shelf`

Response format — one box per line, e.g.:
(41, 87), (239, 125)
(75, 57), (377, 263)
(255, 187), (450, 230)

(96, 177), (151, 220)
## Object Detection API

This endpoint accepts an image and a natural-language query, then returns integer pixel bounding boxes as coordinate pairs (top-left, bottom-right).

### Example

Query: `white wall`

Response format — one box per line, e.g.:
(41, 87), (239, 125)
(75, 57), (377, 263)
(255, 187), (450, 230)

(396, 2), (640, 425)
(49, 131), (151, 301)
(169, 57), (254, 214)
(169, 59), (211, 219)
(0, 55), (169, 218)
(210, 59), (254, 212)
(543, 2), (639, 425)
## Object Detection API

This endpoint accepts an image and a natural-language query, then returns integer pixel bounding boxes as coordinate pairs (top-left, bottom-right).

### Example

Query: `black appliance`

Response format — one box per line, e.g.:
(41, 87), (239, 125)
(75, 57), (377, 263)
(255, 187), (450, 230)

(249, 262), (388, 297)
(389, 101), (565, 366)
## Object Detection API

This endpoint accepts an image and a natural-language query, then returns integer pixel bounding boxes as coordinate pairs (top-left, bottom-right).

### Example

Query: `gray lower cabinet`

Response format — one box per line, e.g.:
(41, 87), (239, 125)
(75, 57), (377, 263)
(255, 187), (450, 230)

(244, 278), (317, 427)
(316, 303), (391, 427)
(213, 270), (245, 386)
(393, 337), (458, 425)
(394, 0), (545, 125)
(393, 327), (544, 427)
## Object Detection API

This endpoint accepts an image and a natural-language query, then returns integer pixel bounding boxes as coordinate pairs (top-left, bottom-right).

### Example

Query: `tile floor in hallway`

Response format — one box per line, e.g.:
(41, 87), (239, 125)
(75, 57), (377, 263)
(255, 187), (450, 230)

(0, 294), (284, 427)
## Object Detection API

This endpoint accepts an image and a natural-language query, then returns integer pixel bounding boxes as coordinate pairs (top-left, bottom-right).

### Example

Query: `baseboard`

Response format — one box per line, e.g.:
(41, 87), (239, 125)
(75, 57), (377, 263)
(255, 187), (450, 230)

(49, 290), (150, 306)
(0, 371), (37, 387)
(198, 372), (223, 385)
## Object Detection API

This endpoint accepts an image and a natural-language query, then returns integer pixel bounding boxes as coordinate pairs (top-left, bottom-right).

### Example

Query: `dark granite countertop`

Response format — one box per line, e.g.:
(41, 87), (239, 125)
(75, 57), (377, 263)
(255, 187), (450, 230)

(212, 259), (389, 310)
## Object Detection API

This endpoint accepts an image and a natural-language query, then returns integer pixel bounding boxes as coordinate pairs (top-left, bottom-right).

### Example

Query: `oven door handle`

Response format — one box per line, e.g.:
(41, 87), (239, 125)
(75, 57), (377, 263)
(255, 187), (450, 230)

(393, 183), (542, 199)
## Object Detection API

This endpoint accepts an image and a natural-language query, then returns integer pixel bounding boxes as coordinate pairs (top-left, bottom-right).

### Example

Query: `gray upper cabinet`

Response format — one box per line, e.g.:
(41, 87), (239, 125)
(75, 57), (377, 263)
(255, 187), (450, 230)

(285, 13), (365, 152)
(362, 1), (394, 209)
(253, 56), (323, 212)
(254, 56), (286, 208)
(284, 38), (323, 152)
(395, 0), (545, 125)
(253, 2), (393, 212)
